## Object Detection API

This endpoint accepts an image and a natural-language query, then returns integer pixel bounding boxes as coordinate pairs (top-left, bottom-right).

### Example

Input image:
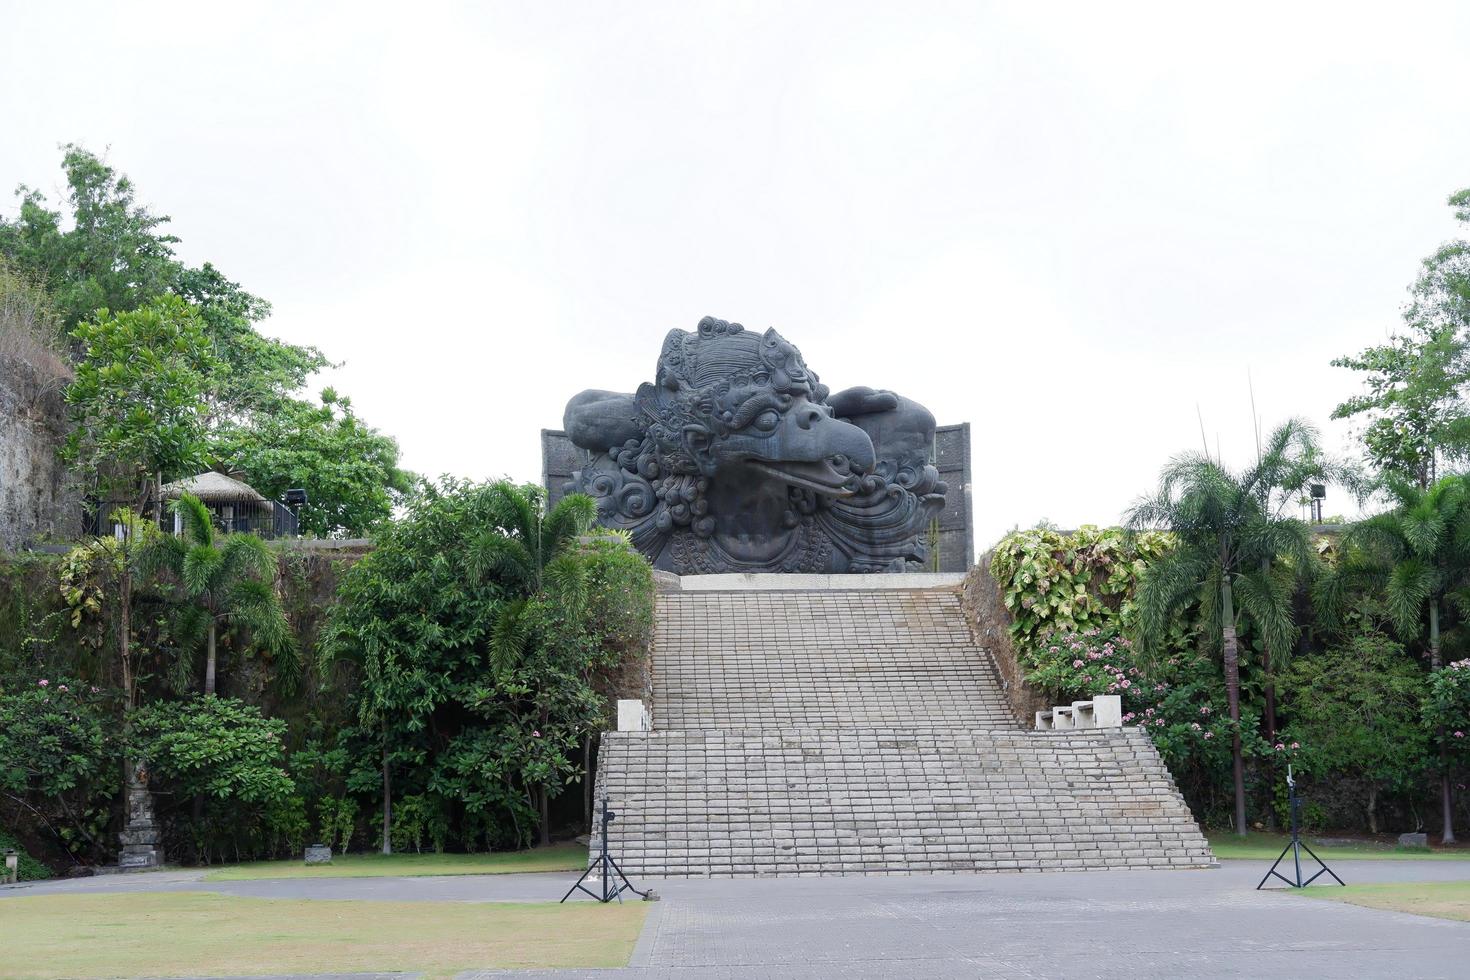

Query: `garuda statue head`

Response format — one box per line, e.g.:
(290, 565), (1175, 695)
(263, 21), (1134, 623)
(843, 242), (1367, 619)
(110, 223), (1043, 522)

(563, 316), (946, 574)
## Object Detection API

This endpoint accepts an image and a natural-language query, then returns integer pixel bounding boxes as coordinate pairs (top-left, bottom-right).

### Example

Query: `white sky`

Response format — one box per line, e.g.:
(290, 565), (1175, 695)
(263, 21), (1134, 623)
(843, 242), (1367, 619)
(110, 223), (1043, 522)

(5, 2), (1470, 557)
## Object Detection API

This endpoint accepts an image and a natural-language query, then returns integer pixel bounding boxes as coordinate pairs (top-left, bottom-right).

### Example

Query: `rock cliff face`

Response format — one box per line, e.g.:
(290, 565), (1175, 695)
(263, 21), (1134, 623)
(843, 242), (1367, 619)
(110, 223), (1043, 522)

(0, 353), (78, 550)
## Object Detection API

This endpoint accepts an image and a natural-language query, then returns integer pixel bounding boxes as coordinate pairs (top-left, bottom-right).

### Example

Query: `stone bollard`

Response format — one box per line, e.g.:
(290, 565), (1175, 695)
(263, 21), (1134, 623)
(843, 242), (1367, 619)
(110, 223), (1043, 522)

(4, 848), (17, 884)
(304, 844), (333, 865)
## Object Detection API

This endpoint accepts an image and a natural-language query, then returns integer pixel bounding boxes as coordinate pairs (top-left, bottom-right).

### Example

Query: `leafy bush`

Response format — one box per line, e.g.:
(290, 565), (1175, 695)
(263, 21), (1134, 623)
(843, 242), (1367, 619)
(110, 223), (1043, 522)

(1281, 634), (1429, 833)
(131, 697), (291, 804)
(130, 696), (293, 863)
(0, 678), (117, 860)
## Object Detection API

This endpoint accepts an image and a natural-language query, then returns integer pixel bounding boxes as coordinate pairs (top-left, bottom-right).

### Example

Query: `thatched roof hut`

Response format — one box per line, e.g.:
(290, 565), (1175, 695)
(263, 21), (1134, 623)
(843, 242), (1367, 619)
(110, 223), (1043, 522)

(161, 471), (267, 504)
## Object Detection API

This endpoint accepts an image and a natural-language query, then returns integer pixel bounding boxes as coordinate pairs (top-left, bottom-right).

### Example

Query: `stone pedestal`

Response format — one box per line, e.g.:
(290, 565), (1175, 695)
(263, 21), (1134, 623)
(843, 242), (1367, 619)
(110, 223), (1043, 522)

(118, 761), (164, 869)
(304, 844), (333, 864)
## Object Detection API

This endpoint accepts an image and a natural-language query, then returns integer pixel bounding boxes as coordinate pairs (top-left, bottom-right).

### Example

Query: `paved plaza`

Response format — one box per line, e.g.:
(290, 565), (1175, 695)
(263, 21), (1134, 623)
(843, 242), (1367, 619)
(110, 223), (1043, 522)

(9, 860), (1470, 978)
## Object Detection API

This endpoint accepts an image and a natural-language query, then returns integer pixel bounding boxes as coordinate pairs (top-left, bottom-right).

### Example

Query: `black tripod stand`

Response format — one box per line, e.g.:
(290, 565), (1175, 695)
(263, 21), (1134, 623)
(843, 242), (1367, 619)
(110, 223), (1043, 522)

(560, 796), (651, 903)
(1257, 765), (1344, 890)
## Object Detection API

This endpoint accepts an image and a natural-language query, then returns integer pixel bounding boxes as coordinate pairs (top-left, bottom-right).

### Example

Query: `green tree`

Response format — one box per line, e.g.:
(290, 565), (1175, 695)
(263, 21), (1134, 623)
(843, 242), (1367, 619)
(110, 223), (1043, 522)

(8, 146), (405, 534)
(1332, 188), (1470, 488)
(1280, 634), (1428, 834)
(135, 493), (294, 696)
(1128, 420), (1322, 835)
(64, 296), (220, 513)
(213, 389), (411, 537)
(321, 480), (616, 852)
(0, 145), (181, 328)
(172, 262), (328, 425)
(1320, 475), (1470, 842)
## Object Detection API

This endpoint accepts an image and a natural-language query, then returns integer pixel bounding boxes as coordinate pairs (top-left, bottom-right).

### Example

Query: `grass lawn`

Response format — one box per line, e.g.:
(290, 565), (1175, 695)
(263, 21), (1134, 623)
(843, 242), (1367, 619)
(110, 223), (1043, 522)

(203, 842), (587, 880)
(1207, 831), (1470, 861)
(1, 891), (646, 979)
(1298, 880), (1470, 923)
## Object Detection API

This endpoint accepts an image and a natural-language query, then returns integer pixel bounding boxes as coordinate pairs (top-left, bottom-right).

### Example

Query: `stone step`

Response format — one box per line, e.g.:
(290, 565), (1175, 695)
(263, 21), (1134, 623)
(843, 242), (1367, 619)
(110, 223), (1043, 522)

(654, 590), (1017, 730)
(593, 726), (1212, 877)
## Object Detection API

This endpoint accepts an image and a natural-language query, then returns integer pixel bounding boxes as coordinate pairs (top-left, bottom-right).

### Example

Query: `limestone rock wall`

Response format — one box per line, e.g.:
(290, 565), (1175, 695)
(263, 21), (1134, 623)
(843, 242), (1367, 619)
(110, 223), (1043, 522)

(0, 354), (78, 551)
(959, 551), (1050, 725)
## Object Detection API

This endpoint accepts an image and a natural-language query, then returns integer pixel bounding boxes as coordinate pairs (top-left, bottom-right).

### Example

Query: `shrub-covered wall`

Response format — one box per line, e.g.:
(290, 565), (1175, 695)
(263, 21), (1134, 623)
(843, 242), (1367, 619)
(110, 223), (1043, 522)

(973, 525), (1470, 835)
(0, 523), (657, 872)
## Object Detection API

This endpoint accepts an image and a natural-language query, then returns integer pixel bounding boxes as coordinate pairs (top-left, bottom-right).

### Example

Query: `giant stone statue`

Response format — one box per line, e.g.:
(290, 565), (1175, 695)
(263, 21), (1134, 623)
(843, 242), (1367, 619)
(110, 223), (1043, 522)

(562, 316), (947, 574)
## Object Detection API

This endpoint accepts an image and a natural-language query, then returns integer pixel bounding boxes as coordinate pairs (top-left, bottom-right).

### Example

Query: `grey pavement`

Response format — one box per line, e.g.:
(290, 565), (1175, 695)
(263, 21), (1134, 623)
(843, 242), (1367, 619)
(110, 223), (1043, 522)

(7, 861), (1470, 978)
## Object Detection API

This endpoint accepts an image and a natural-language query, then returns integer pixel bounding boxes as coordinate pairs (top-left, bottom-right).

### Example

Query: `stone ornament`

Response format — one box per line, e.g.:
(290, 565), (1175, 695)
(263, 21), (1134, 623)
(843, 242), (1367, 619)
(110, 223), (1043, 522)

(563, 316), (946, 573)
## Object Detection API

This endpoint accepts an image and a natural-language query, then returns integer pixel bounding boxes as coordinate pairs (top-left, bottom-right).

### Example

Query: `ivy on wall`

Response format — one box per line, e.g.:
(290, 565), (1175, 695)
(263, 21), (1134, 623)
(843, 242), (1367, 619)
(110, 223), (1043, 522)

(990, 525), (1175, 655)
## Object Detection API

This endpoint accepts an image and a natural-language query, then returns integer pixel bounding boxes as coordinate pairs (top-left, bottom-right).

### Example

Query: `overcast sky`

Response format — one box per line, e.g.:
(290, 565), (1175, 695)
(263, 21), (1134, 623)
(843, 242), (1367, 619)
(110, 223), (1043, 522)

(5, 2), (1469, 555)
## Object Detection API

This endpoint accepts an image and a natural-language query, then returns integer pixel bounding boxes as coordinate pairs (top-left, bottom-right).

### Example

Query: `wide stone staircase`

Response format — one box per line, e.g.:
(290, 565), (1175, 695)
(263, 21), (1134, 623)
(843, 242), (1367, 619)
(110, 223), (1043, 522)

(593, 583), (1213, 876)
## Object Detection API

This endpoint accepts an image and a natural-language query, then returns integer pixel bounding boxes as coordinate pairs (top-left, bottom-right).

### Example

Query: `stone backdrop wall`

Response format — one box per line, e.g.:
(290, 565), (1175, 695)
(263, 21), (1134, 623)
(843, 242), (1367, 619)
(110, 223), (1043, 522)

(959, 549), (1049, 725)
(0, 354), (78, 551)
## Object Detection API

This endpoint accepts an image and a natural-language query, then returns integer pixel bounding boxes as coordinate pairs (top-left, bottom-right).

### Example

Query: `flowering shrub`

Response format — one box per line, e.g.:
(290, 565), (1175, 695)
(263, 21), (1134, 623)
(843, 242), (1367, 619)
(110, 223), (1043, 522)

(1425, 658), (1470, 766)
(1033, 629), (1268, 768)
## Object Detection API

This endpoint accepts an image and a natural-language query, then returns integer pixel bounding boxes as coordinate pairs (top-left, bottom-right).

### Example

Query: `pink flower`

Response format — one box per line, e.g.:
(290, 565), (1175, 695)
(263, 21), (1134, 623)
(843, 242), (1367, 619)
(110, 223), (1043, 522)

(1456, 732), (1466, 739)
(1073, 659), (1084, 668)
(532, 730), (541, 738)
(1200, 706), (1211, 715)
(58, 684), (69, 692)
(1120, 679), (1132, 689)
(1290, 742), (1300, 749)
(37, 679), (48, 687)
(1274, 743), (1285, 751)
(1204, 732), (1214, 739)
(90, 686), (98, 693)
(1191, 722), (1201, 730)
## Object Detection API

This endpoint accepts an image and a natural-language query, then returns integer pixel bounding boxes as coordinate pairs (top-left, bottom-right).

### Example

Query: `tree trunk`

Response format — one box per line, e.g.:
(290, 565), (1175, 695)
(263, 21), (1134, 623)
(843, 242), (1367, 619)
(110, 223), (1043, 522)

(119, 563), (133, 708)
(1431, 600), (1456, 844)
(381, 732), (393, 855)
(153, 470), (163, 527)
(1220, 574), (1248, 837)
(1366, 785), (1378, 836)
(538, 786), (551, 847)
(584, 735), (594, 832)
(204, 620), (217, 696)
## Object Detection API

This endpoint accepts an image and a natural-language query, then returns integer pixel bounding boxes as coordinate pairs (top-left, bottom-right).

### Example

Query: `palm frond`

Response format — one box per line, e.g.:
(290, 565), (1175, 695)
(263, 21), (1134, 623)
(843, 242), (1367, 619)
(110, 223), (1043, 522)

(488, 599), (530, 679)
(543, 493), (596, 561)
(1384, 557), (1433, 640)
(181, 544), (223, 598)
(173, 493), (216, 548)
(545, 552), (589, 620)
(1233, 568), (1298, 656)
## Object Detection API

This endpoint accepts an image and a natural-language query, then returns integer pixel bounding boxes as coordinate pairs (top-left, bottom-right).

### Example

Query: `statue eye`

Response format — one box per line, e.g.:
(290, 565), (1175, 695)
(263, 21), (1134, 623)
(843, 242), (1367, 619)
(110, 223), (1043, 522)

(753, 410), (781, 432)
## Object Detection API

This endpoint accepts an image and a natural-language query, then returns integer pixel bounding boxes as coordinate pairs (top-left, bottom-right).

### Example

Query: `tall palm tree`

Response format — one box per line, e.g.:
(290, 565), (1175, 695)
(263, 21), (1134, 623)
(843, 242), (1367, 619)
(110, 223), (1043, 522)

(1128, 419), (1322, 836)
(1320, 475), (1470, 843)
(136, 492), (294, 695)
